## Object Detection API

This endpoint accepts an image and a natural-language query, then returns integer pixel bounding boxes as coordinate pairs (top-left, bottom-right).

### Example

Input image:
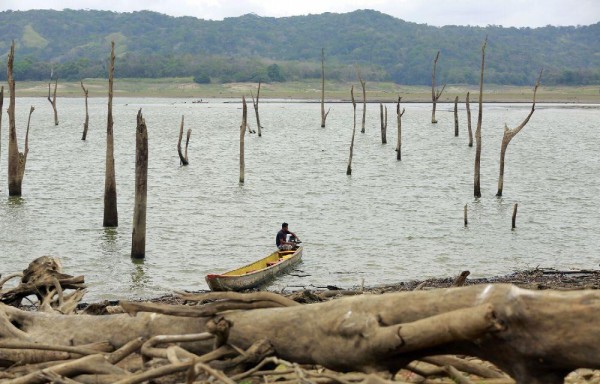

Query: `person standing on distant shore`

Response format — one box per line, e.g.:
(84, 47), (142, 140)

(276, 222), (300, 250)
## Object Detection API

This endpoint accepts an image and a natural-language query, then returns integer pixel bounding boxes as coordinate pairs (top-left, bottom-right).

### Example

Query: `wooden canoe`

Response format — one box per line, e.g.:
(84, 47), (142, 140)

(205, 246), (303, 291)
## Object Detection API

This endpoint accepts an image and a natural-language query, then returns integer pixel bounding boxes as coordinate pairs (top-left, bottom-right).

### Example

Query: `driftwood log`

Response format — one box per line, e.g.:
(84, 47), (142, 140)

(1, 282), (598, 383)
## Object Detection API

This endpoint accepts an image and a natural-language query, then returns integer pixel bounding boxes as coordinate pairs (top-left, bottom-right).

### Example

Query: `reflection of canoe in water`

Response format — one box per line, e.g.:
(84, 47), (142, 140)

(205, 247), (303, 291)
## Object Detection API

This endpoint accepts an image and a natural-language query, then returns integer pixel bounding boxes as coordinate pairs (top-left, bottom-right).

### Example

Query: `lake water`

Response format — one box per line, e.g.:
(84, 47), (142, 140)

(1, 97), (598, 302)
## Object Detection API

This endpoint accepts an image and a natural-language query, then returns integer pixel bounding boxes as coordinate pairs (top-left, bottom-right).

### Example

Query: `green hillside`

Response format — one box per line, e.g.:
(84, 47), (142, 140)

(0, 9), (598, 85)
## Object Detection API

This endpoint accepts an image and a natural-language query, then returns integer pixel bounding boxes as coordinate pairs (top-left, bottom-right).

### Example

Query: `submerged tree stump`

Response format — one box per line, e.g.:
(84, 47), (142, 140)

(131, 109), (148, 259)
(431, 51), (446, 124)
(320, 48), (331, 128)
(396, 97), (405, 161)
(177, 115), (191, 165)
(474, 36), (487, 198)
(103, 41), (118, 227)
(47, 74), (59, 126)
(80, 80), (89, 140)
(346, 86), (357, 175)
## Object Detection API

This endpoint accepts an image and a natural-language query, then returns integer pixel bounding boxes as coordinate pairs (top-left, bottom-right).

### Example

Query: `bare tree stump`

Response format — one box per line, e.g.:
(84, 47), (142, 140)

(131, 109), (148, 259)
(7, 41), (32, 197)
(177, 115), (191, 165)
(497, 70), (542, 197)
(356, 67), (366, 133)
(380, 103), (387, 144)
(103, 41), (118, 227)
(80, 80), (89, 140)
(240, 96), (247, 183)
(396, 97), (405, 161)
(347, 86), (357, 175)
(431, 51), (446, 124)
(466, 92), (473, 147)
(320, 48), (330, 128)
(47, 74), (59, 126)
(250, 81), (262, 137)
(454, 96), (459, 136)
(474, 37), (487, 198)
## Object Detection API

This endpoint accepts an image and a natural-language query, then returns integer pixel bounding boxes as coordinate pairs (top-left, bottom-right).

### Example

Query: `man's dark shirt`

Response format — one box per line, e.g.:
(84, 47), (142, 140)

(276, 229), (288, 247)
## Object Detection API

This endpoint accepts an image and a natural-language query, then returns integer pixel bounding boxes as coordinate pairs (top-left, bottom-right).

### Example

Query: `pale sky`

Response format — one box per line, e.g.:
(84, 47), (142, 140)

(0, 0), (598, 27)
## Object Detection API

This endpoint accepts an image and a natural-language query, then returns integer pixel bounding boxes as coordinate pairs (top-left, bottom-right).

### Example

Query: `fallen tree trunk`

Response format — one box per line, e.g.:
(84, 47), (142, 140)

(1, 284), (598, 383)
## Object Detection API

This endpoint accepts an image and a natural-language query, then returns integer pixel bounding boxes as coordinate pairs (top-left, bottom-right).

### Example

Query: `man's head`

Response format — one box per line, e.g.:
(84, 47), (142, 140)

(282, 222), (288, 229)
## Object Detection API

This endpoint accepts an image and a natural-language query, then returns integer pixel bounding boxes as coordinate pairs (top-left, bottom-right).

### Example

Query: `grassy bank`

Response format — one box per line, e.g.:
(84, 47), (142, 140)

(11, 77), (600, 103)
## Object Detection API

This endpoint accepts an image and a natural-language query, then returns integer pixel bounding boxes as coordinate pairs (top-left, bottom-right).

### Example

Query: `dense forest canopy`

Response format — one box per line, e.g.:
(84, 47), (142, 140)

(0, 9), (598, 85)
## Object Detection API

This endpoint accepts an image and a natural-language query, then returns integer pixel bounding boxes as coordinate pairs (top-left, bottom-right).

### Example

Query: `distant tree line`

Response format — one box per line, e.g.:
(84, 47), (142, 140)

(0, 9), (598, 85)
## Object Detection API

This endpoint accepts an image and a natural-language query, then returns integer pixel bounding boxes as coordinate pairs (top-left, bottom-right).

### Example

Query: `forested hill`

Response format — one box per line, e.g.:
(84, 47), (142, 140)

(0, 9), (598, 85)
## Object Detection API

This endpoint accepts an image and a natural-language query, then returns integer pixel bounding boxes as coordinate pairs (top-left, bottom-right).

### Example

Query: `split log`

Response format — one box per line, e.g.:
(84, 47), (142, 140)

(346, 86), (357, 175)
(6, 41), (34, 197)
(239, 96), (247, 183)
(103, 41), (118, 227)
(356, 67), (367, 133)
(250, 81), (263, 136)
(47, 73), (59, 126)
(176, 115), (191, 165)
(454, 96), (459, 136)
(380, 103), (387, 144)
(80, 80), (89, 140)
(320, 48), (331, 128)
(396, 97), (405, 161)
(131, 109), (148, 259)
(474, 36), (487, 198)
(466, 92), (473, 147)
(431, 51), (446, 124)
(1, 284), (598, 384)
(496, 70), (542, 197)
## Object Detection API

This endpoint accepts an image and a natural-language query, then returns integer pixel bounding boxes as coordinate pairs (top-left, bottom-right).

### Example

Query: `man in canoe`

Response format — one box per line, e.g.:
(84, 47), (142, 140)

(276, 222), (301, 250)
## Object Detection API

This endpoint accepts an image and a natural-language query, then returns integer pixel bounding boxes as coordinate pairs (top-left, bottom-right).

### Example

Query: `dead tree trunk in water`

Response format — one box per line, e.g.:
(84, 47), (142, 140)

(240, 96), (247, 183)
(346, 86), (357, 175)
(356, 68), (366, 133)
(7, 42), (34, 197)
(474, 37), (487, 198)
(103, 41), (118, 227)
(512, 203), (518, 229)
(466, 92), (473, 147)
(47, 74), (59, 125)
(380, 103), (387, 144)
(80, 80), (89, 140)
(320, 48), (330, 128)
(177, 115), (191, 165)
(396, 97), (405, 161)
(131, 109), (148, 259)
(250, 81), (262, 137)
(453, 96), (459, 136)
(431, 51), (446, 124)
(496, 70), (542, 197)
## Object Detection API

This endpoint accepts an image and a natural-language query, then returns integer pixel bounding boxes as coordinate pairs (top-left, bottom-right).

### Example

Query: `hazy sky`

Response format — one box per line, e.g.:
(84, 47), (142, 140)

(0, 0), (598, 27)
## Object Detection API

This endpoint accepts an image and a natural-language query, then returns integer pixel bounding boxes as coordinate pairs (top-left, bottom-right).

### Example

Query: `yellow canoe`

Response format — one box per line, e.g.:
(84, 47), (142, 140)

(205, 246), (303, 291)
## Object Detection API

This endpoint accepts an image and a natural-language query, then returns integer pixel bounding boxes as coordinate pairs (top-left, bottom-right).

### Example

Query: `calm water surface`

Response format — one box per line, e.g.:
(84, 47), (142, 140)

(1, 97), (598, 301)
